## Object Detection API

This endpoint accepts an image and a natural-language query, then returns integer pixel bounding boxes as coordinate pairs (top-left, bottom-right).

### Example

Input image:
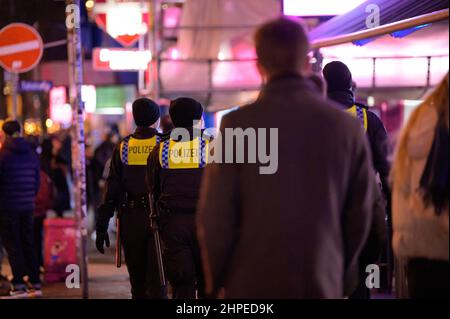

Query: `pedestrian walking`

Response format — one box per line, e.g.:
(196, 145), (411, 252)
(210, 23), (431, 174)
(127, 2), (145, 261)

(196, 18), (374, 298)
(0, 120), (42, 298)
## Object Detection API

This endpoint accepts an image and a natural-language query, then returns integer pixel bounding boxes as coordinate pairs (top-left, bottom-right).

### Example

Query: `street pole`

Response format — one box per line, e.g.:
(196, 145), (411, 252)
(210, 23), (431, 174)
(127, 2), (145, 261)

(66, 0), (89, 299)
(11, 72), (18, 119)
(149, 0), (160, 100)
(138, 0), (147, 96)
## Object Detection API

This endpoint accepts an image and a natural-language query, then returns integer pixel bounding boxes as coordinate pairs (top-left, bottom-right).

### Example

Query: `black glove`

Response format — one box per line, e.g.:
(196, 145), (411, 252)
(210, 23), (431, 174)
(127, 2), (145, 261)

(96, 231), (110, 254)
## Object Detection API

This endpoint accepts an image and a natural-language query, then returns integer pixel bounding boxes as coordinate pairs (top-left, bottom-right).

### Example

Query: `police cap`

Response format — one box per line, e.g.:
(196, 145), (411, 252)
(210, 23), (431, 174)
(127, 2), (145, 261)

(132, 98), (160, 127)
(169, 97), (203, 128)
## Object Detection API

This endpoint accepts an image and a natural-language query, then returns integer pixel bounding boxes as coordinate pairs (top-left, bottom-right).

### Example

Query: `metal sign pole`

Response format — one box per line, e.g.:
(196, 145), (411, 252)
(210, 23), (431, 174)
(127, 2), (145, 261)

(11, 72), (18, 119)
(138, 0), (147, 95)
(149, 0), (160, 100)
(66, 0), (89, 299)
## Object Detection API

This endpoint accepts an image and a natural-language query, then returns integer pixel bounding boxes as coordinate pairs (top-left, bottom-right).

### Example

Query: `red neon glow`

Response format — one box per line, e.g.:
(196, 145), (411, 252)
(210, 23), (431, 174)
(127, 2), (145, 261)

(93, 1), (148, 47)
(231, 40), (256, 60)
(93, 48), (152, 71)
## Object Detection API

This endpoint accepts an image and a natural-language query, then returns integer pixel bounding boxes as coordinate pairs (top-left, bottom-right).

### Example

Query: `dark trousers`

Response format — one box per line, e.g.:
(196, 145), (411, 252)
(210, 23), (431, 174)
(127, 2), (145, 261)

(407, 258), (449, 299)
(349, 271), (370, 299)
(120, 207), (167, 299)
(33, 216), (45, 268)
(161, 213), (204, 299)
(0, 211), (40, 287)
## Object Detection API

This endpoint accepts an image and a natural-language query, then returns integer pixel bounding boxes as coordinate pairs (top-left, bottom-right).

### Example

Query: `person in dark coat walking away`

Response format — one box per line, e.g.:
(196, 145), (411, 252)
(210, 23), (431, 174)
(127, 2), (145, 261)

(196, 18), (375, 299)
(0, 120), (41, 298)
(323, 61), (391, 202)
(96, 98), (167, 299)
(147, 98), (210, 299)
(323, 61), (392, 295)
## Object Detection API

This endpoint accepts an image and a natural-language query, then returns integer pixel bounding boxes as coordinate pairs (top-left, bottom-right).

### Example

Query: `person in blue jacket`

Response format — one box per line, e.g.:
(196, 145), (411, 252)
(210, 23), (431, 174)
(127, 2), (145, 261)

(0, 120), (41, 298)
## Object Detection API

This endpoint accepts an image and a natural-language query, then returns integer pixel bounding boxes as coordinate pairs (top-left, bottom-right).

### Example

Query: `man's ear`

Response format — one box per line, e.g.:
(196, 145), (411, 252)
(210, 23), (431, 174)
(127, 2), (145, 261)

(256, 61), (267, 83)
(302, 55), (312, 76)
(151, 118), (160, 130)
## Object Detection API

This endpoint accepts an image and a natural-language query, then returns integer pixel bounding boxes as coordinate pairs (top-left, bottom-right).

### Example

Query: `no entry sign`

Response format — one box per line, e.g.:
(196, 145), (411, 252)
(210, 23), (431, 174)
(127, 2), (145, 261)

(0, 23), (44, 73)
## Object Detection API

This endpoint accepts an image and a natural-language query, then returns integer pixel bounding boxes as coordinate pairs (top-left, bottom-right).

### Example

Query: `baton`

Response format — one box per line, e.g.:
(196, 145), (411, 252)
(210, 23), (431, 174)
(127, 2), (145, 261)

(116, 217), (122, 268)
(149, 193), (167, 288)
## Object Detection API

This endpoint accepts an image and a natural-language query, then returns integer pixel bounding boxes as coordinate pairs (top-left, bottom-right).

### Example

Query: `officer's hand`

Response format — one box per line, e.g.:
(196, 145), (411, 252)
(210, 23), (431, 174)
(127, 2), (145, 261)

(96, 231), (110, 254)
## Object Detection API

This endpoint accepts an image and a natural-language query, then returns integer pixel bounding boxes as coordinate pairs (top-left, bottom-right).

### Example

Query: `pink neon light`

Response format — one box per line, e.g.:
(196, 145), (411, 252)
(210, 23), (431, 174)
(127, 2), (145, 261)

(50, 86), (72, 125)
(170, 48), (180, 60)
(164, 7), (181, 28)
(231, 41), (256, 60)
(283, 0), (367, 16)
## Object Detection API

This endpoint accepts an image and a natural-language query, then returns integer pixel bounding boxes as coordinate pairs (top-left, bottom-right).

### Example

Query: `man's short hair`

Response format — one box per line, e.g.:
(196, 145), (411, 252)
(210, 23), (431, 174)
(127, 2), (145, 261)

(254, 17), (310, 77)
(2, 120), (21, 136)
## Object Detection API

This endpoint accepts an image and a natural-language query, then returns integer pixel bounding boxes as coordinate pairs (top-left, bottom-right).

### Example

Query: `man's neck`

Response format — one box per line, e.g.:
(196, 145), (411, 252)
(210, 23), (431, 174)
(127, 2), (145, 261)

(268, 72), (303, 83)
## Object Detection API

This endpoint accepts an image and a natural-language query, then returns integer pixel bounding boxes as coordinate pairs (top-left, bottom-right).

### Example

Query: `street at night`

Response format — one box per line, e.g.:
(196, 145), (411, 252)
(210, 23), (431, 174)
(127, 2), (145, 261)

(0, 0), (448, 316)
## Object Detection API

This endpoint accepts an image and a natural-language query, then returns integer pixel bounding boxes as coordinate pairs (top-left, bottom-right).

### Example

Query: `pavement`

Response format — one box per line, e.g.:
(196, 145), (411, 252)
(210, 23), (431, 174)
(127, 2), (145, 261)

(1, 257), (395, 299)
(0, 214), (395, 299)
(1, 236), (132, 299)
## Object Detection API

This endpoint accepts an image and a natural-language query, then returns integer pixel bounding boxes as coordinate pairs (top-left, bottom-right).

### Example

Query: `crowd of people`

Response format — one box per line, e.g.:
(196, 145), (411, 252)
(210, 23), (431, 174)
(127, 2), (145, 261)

(0, 124), (122, 297)
(0, 17), (448, 299)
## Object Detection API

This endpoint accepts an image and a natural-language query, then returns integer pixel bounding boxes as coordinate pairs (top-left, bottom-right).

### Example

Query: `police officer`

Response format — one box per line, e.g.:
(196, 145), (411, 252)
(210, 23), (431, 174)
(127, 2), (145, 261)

(96, 98), (167, 299)
(147, 97), (210, 299)
(323, 61), (391, 196)
(323, 61), (391, 298)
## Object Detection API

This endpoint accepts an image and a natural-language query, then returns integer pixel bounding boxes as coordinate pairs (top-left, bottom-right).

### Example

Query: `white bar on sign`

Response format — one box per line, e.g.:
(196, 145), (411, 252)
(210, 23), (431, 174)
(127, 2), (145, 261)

(0, 40), (40, 56)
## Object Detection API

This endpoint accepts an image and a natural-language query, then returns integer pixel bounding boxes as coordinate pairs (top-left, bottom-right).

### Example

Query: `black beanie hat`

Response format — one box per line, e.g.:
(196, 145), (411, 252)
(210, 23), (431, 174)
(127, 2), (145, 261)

(323, 61), (353, 93)
(169, 97), (203, 128)
(2, 120), (21, 136)
(132, 98), (160, 127)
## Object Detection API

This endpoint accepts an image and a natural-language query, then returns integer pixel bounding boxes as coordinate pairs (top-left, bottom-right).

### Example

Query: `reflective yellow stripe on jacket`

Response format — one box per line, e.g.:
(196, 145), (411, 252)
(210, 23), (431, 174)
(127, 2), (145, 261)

(120, 136), (159, 165)
(347, 105), (368, 132)
(159, 137), (209, 169)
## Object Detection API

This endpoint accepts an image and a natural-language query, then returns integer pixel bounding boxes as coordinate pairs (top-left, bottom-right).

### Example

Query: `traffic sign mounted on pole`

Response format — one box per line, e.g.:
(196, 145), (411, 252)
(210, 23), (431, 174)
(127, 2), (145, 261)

(0, 23), (44, 73)
(92, 0), (149, 47)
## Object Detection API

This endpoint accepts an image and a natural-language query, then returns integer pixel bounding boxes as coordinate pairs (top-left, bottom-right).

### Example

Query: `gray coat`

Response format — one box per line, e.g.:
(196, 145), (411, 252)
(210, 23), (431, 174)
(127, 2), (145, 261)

(197, 75), (374, 298)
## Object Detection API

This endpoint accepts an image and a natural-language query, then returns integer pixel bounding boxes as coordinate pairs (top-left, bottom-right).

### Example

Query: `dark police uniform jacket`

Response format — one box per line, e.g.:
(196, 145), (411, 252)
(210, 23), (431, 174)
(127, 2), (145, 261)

(146, 128), (210, 216)
(328, 90), (391, 202)
(96, 127), (160, 231)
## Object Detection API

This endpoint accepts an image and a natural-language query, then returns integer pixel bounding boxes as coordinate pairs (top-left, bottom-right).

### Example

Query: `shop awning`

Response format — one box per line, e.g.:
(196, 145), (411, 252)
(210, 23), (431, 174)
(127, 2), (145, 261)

(309, 0), (449, 47)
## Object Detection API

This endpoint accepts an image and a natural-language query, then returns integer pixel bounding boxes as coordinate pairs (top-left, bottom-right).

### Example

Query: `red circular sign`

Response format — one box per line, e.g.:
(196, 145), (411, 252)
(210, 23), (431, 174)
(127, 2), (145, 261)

(0, 23), (44, 73)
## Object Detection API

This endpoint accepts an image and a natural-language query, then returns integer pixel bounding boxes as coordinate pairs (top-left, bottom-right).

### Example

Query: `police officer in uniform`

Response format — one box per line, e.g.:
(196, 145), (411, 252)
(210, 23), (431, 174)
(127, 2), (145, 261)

(96, 98), (167, 299)
(323, 61), (391, 196)
(323, 61), (391, 298)
(147, 97), (210, 299)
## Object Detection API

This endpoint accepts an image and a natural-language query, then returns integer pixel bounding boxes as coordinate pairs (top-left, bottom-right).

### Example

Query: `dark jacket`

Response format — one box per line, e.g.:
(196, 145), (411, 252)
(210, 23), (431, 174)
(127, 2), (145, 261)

(147, 128), (208, 214)
(329, 91), (391, 204)
(197, 74), (374, 298)
(96, 127), (160, 232)
(0, 137), (40, 212)
(92, 139), (115, 191)
(34, 170), (54, 218)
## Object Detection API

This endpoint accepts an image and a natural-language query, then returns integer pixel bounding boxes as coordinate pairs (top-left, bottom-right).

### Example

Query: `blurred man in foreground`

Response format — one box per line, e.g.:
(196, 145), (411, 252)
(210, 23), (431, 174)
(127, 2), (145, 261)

(197, 18), (374, 298)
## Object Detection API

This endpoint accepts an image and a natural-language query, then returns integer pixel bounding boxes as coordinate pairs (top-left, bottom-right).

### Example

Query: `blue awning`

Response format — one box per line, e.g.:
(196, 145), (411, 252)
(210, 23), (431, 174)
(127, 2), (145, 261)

(309, 0), (449, 43)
